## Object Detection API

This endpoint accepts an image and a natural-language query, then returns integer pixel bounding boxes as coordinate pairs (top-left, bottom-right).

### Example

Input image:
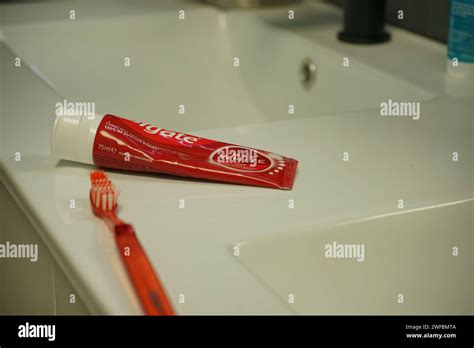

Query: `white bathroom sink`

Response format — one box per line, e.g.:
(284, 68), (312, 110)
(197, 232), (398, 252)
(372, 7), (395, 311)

(224, 12), (435, 121)
(0, 0), (472, 315)
(1, 0), (434, 132)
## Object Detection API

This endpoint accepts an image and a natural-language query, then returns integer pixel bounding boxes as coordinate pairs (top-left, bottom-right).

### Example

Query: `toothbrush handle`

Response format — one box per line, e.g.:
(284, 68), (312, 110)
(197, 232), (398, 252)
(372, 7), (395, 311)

(114, 223), (175, 316)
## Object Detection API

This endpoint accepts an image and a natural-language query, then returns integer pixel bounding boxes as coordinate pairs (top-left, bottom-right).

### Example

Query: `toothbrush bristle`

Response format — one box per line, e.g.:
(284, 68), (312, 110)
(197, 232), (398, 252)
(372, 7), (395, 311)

(90, 170), (119, 212)
(90, 170), (110, 185)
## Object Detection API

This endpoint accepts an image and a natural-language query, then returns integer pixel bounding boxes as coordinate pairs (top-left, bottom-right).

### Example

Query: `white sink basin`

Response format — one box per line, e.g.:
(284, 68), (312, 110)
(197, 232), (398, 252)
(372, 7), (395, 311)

(0, 0), (471, 315)
(225, 12), (435, 120)
(2, 0), (434, 131)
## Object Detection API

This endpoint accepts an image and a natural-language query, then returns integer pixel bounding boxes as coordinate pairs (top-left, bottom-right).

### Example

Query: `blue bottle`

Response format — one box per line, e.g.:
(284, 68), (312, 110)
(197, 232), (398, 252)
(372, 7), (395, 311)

(447, 0), (474, 80)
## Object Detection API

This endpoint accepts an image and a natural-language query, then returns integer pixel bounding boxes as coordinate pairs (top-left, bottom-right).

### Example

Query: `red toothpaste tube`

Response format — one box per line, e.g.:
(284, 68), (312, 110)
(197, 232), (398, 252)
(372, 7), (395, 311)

(51, 114), (298, 189)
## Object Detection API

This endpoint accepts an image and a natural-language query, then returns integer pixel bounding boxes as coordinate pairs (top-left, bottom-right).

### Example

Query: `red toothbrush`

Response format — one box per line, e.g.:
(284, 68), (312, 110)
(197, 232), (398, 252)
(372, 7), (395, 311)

(89, 170), (175, 315)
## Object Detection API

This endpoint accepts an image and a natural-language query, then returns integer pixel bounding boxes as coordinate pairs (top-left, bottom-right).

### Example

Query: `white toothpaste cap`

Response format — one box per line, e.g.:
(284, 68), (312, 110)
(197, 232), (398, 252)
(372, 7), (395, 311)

(51, 114), (103, 165)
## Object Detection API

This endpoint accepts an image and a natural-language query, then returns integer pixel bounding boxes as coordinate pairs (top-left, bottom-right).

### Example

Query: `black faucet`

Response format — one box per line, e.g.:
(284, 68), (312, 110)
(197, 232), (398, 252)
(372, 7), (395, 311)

(338, 0), (390, 44)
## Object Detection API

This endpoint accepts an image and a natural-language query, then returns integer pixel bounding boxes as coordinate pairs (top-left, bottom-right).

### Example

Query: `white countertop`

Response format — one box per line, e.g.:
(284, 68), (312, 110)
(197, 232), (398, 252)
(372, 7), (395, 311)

(0, 0), (472, 314)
